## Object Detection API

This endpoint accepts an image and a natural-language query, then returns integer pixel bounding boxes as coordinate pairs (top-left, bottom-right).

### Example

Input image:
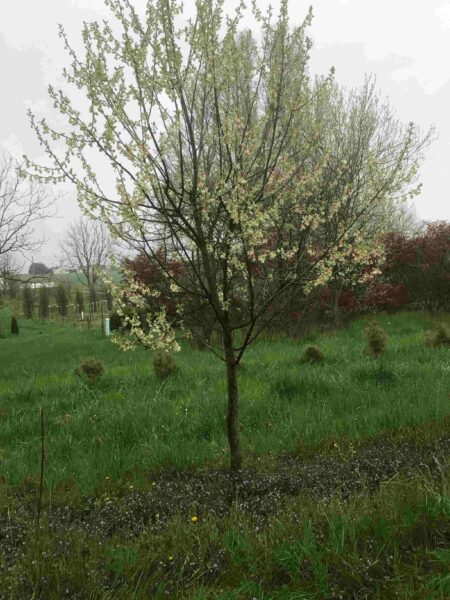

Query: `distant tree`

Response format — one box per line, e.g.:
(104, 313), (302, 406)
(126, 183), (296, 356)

(381, 221), (450, 312)
(28, 262), (52, 275)
(58, 217), (113, 288)
(0, 252), (20, 299)
(22, 286), (35, 319)
(364, 281), (407, 312)
(0, 151), (55, 261)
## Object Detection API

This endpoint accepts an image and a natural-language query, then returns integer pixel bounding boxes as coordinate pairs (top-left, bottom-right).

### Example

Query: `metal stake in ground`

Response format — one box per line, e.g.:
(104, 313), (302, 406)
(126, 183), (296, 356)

(37, 408), (45, 528)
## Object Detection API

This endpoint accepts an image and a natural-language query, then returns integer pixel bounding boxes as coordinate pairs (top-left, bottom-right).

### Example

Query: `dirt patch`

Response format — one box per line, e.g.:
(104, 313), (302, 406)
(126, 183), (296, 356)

(0, 426), (449, 598)
(30, 431), (450, 542)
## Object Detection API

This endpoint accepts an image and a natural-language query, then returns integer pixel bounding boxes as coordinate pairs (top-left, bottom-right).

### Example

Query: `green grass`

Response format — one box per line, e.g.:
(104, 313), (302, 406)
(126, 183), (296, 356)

(0, 307), (449, 494)
(2, 465), (450, 599)
(1, 307), (450, 598)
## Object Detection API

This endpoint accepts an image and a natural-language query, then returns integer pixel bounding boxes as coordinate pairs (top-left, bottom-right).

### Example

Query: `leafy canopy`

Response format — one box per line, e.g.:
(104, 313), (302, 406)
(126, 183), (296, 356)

(26, 0), (430, 356)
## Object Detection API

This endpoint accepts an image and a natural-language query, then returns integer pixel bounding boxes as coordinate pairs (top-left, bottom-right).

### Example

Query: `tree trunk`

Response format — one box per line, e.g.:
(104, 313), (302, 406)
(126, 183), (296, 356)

(223, 331), (242, 472)
(333, 281), (343, 328)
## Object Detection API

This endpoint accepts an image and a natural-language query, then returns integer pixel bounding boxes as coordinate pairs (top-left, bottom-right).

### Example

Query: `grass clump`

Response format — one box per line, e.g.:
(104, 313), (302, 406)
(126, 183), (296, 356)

(74, 357), (105, 385)
(299, 344), (325, 364)
(364, 319), (387, 357)
(425, 321), (450, 348)
(152, 349), (177, 379)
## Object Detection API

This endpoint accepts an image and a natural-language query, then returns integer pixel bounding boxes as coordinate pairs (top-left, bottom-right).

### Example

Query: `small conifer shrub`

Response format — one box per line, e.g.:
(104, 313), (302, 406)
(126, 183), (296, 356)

(74, 358), (105, 385)
(152, 349), (176, 379)
(425, 322), (450, 348)
(75, 290), (85, 316)
(299, 344), (325, 364)
(364, 320), (387, 357)
(11, 316), (19, 335)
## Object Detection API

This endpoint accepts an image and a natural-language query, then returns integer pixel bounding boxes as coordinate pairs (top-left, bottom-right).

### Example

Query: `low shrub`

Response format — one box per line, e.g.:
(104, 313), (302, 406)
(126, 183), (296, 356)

(299, 344), (325, 364)
(425, 322), (450, 348)
(364, 320), (387, 357)
(74, 358), (105, 385)
(152, 349), (176, 379)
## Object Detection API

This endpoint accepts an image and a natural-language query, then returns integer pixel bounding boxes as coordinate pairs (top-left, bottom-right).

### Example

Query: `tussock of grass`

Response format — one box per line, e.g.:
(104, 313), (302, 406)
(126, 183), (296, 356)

(299, 344), (325, 364)
(425, 321), (450, 348)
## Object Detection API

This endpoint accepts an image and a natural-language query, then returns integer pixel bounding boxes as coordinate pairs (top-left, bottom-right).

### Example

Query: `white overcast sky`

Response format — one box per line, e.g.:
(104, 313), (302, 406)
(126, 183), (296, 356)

(1, 0), (449, 266)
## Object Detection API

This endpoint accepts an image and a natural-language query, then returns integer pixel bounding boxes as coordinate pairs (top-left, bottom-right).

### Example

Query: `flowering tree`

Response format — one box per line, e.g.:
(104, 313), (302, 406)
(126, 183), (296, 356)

(303, 76), (432, 326)
(27, 0), (430, 471)
(124, 250), (217, 348)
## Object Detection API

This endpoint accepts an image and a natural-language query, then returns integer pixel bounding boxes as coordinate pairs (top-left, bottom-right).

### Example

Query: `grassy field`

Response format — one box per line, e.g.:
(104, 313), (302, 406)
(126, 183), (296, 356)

(0, 308), (449, 598)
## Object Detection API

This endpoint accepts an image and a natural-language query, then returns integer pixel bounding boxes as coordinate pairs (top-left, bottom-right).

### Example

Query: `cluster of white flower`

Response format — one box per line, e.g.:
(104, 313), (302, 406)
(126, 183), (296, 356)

(105, 268), (181, 354)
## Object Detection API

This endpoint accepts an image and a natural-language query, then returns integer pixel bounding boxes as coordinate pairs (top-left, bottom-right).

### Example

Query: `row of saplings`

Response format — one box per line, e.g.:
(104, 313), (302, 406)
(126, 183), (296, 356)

(302, 319), (450, 361)
(72, 319), (450, 386)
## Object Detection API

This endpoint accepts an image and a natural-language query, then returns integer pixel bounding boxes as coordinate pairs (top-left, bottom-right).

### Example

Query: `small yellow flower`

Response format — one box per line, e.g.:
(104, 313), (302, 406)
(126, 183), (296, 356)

(191, 516), (198, 523)
(128, 485), (134, 490)
(168, 556), (174, 561)
(105, 476), (110, 480)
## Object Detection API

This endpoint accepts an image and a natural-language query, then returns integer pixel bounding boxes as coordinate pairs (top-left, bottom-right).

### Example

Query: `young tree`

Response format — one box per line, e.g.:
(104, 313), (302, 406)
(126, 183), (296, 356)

(55, 284), (69, 317)
(89, 285), (98, 314)
(27, 0), (431, 472)
(38, 286), (50, 319)
(22, 286), (35, 319)
(75, 289), (85, 316)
